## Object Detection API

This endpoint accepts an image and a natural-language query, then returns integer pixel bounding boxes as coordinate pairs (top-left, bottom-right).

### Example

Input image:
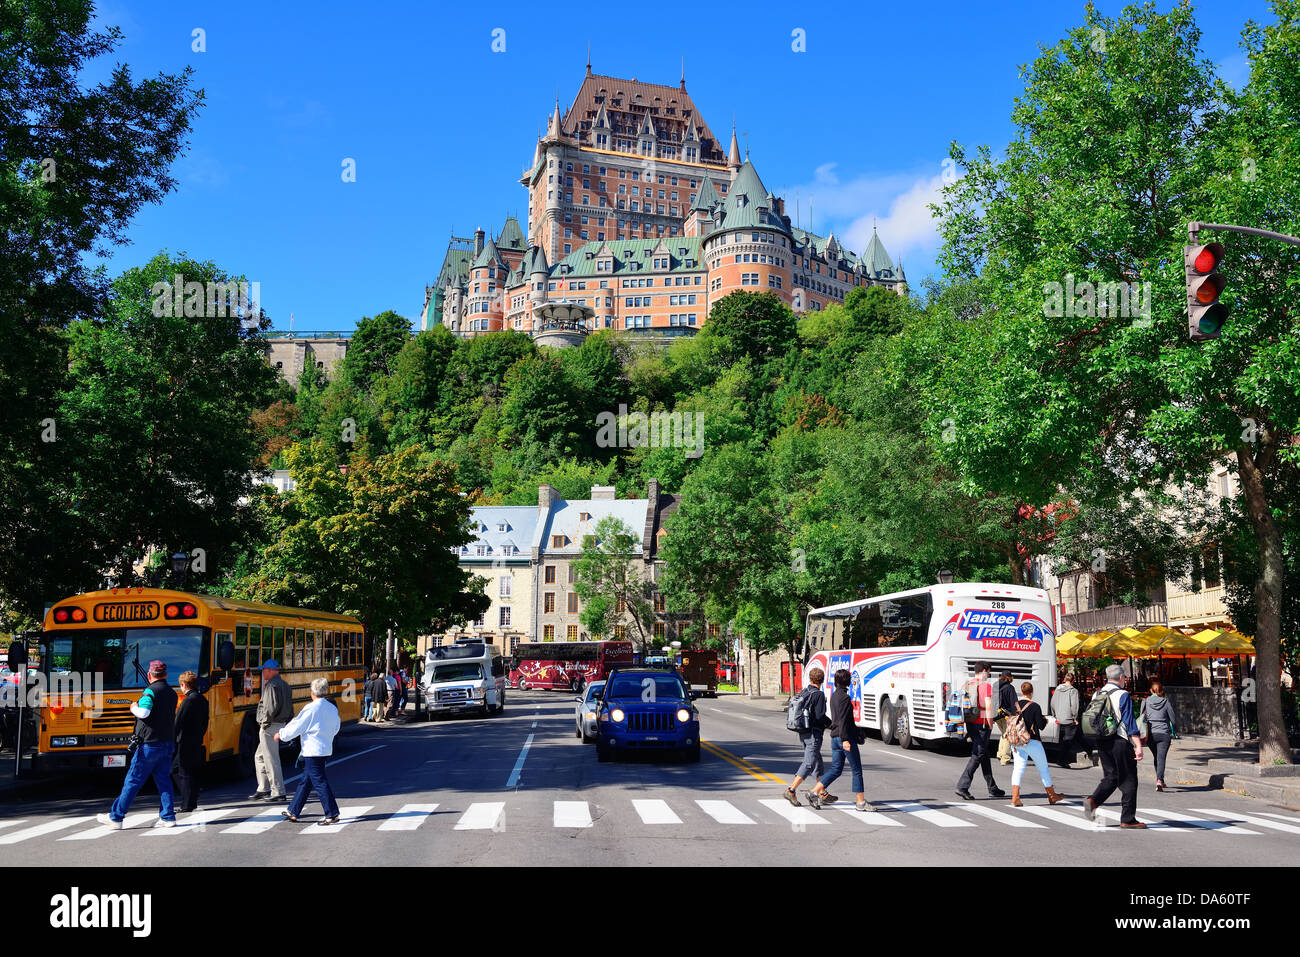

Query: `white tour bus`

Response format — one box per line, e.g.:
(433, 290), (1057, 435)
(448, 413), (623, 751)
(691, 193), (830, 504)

(422, 640), (506, 717)
(803, 582), (1059, 748)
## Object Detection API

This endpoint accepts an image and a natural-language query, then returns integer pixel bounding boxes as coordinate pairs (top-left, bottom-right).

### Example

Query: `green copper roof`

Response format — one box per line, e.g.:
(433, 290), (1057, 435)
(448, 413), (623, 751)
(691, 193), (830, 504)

(498, 216), (526, 251)
(861, 229), (895, 278)
(693, 176), (720, 210)
(552, 237), (704, 279)
(521, 245), (549, 275)
(472, 235), (507, 269)
(437, 238), (476, 289)
(713, 161), (790, 236)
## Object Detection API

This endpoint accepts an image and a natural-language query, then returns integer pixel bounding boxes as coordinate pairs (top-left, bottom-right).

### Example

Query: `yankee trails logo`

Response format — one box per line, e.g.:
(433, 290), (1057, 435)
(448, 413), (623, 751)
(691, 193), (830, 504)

(50, 887), (151, 937)
(942, 610), (1051, 652)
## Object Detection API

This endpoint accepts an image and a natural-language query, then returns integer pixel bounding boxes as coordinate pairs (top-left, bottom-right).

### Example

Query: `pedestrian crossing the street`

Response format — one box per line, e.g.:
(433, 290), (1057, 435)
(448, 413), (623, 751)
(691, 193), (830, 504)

(3, 799), (1299, 846)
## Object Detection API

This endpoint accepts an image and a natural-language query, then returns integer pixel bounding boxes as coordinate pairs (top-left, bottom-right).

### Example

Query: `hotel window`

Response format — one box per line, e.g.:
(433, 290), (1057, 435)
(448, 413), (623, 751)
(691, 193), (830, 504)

(616, 597), (626, 614)
(544, 625), (555, 640)
(545, 565), (556, 584)
(709, 623), (721, 640)
(544, 593), (556, 614)
(552, 535), (566, 548)
(568, 565), (577, 583)
(567, 593), (579, 614)
(499, 607), (511, 627)
(499, 575), (513, 598)
(567, 625), (579, 640)
(653, 622), (665, 640)
(615, 625), (627, 640)
(654, 591), (666, 613)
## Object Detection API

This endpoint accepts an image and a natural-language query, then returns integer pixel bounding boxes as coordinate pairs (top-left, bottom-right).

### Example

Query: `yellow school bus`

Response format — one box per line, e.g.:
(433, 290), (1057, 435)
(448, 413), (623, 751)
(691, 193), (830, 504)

(32, 588), (368, 776)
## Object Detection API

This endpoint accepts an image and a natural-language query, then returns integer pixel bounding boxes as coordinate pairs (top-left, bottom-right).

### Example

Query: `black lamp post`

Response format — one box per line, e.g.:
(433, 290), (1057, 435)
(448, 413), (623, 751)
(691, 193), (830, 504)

(170, 552), (190, 589)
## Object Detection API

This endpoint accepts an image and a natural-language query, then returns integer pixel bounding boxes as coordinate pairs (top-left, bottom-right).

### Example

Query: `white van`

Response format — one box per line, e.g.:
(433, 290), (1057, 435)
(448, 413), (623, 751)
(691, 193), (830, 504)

(423, 642), (506, 718)
(803, 583), (1059, 748)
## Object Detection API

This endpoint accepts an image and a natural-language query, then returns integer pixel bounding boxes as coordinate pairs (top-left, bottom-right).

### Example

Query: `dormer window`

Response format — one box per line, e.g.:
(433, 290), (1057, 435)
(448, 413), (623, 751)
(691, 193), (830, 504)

(579, 512), (591, 522)
(497, 523), (507, 532)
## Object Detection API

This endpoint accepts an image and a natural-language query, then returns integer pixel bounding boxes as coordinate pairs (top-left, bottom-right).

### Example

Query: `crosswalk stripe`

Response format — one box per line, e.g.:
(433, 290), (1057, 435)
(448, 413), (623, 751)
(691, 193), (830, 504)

(695, 800), (755, 824)
(377, 803), (439, 831)
(632, 799), (681, 824)
(0, 816), (96, 845)
(1015, 803), (1108, 830)
(222, 810), (288, 835)
(1257, 812), (1300, 826)
(1140, 808), (1259, 835)
(943, 802), (1047, 828)
(61, 812), (156, 839)
(1191, 808), (1300, 835)
(455, 802), (505, 831)
(553, 801), (593, 828)
(878, 801), (975, 828)
(834, 805), (905, 826)
(758, 798), (829, 827)
(1092, 807), (1190, 831)
(0, 820), (28, 833)
(299, 806), (372, 832)
(142, 809), (234, 836)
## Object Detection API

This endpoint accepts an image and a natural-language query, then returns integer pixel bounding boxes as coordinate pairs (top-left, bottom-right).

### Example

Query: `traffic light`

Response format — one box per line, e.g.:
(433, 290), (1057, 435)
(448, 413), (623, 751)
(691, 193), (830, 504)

(1185, 241), (1228, 340)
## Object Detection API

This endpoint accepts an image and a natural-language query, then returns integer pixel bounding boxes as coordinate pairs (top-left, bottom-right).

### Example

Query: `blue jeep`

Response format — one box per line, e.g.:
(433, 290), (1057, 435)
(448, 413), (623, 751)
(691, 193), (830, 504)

(596, 668), (701, 763)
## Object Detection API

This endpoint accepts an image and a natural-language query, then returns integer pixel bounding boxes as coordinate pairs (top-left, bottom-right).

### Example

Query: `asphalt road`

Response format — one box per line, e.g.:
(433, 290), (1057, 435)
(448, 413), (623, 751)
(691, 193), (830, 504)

(3, 691), (1299, 866)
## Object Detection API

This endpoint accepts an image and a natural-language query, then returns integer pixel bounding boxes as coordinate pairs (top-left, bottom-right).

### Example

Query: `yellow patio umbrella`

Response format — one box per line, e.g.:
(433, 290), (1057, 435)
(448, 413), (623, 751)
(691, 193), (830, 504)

(1139, 625), (1179, 646)
(1152, 631), (1211, 655)
(1198, 630), (1256, 654)
(1075, 630), (1116, 656)
(1095, 631), (1154, 658)
(1055, 632), (1085, 656)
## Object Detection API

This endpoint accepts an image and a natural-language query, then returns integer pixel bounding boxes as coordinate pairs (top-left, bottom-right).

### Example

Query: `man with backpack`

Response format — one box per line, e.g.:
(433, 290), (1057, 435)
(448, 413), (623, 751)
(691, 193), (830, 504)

(1081, 664), (1146, 828)
(955, 662), (1006, 801)
(783, 667), (831, 806)
(806, 669), (872, 812)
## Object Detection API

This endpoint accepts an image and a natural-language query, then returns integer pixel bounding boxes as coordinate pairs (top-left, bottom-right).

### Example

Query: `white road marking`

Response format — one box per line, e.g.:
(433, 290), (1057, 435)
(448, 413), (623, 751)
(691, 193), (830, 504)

(141, 808), (234, 835)
(1140, 808), (1259, 835)
(0, 816), (95, 845)
(300, 806), (372, 832)
(283, 745), (386, 787)
(833, 804), (905, 826)
(0, 820), (27, 833)
(553, 801), (593, 828)
(878, 801), (975, 828)
(531, 720), (538, 728)
(632, 799), (682, 824)
(1191, 808), (1300, 835)
(377, 803), (440, 831)
(222, 810), (288, 835)
(731, 714), (763, 723)
(865, 746), (926, 764)
(455, 802), (505, 831)
(61, 812), (156, 839)
(506, 734), (534, 787)
(943, 802), (1047, 828)
(1094, 807), (1188, 831)
(759, 798), (829, 827)
(1257, 812), (1300, 826)
(1017, 803), (1109, 831)
(696, 800), (755, 824)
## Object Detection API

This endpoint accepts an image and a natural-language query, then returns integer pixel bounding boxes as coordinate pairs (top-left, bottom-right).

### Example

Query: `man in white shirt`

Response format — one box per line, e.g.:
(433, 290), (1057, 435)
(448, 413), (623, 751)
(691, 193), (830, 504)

(275, 677), (342, 825)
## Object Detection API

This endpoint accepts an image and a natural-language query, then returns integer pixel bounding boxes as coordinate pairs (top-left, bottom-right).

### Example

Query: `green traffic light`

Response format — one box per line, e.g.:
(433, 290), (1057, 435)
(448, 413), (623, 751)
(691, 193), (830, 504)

(1198, 303), (1229, 336)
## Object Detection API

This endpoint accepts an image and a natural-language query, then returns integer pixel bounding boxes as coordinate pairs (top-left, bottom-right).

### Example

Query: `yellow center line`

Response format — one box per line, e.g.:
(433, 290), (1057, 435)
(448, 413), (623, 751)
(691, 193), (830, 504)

(701, 740), (785, 783)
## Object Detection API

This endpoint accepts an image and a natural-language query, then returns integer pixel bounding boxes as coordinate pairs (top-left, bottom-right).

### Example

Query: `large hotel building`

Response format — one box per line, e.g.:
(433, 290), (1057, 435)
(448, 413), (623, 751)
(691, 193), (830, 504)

(422, 66), (906, 339)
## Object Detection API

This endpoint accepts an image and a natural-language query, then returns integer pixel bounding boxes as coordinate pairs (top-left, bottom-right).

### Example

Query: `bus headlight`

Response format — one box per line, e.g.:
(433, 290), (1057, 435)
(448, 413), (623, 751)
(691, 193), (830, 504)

(676, 709), (691, 722)
(610, 709), (625, 722)
(51, 736), (81, 747)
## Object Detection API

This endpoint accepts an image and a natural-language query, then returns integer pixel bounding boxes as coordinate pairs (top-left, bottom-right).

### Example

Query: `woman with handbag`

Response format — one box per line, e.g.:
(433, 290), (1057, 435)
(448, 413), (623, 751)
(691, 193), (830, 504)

(1008, 682), (1065, 807)
(1141, 679), (1177, 791)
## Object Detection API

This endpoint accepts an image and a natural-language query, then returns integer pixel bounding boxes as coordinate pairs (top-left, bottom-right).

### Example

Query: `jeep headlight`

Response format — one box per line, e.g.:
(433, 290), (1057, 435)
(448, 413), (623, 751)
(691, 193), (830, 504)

(610, 708), (625, 722)
(676, 709), (691, 722)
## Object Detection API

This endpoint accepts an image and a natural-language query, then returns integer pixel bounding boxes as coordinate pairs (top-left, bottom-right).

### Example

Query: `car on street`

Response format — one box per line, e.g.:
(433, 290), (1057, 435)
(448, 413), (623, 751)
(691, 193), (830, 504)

(573, 679), (605, 743)
(595, 668), (700, 763)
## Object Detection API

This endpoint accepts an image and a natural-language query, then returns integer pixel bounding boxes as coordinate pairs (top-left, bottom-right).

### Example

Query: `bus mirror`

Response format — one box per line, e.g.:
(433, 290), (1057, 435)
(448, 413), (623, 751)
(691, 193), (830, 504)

(217, 640), (235, 672)
(7, 641), (27, 668)
(197, 677), (211, 694)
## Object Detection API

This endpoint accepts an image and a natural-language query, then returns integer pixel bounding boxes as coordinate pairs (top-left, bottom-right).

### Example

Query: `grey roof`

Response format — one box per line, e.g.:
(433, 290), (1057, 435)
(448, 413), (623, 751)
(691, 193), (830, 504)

(538, 498), (651, 556)
(458, 506), (544, 563)
(521, 245), (550, 275)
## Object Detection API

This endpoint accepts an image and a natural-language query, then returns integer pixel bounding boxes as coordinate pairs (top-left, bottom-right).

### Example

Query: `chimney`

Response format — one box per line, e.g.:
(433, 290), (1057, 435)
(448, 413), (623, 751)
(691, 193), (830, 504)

(590, 485), (616, 500)
(538, 484), (560, 512)
(643, 479), (660, 554)
(474, 228), (485, 256)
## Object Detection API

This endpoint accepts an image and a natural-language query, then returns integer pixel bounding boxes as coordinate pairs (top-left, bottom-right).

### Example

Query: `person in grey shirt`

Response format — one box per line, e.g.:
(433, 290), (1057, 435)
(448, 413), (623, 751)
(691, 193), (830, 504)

(1050, 672), (1097, 768)
(250, 659), (294, 802)
(1141, 678), (1177, 791)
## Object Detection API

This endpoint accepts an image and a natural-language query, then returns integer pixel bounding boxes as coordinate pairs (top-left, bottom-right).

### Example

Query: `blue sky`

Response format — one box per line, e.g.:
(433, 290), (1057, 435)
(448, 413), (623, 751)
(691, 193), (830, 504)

(87, 0), (1273, 333)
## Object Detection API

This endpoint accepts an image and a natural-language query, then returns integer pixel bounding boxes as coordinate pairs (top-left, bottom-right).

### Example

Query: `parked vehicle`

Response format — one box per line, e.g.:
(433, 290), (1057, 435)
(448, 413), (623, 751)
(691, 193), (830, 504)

(595, 668), (700, 763)
(679, 649), (718, 697)
(573, 679), (605, 743)
(511, 640), (633, 691)
(423, 642), (506, 718)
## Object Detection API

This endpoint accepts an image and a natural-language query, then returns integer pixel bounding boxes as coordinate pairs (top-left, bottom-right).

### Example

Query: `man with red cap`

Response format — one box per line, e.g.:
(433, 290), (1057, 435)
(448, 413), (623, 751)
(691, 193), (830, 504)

(97, 659), (178, 829)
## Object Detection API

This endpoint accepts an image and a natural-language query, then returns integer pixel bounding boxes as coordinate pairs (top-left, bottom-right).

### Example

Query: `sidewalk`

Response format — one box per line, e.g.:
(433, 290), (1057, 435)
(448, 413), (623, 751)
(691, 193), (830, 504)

(1135, 734), (1300, 809)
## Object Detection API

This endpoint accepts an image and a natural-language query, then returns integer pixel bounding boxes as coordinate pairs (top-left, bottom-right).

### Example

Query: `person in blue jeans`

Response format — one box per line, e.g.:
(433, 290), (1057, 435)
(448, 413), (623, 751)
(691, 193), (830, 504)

(97, 660), (178, 829)
(806, 669), (872, 812)
(277, 677), (342, 825)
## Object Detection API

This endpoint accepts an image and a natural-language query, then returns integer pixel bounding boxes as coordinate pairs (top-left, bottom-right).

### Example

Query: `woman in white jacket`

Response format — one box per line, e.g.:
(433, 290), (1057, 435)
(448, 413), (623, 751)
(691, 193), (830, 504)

(275, 677), (342, 825)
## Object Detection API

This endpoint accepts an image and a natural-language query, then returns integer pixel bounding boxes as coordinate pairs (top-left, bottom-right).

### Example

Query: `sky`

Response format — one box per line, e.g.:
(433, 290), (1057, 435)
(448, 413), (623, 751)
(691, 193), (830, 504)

(84, 0), (1274, 333)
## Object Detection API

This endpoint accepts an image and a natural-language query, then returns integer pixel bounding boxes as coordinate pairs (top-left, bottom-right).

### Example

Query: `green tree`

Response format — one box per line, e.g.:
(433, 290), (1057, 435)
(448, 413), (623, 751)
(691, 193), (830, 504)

(231, 439), (488, 641)
(0, 2), (202, 617)
(697, 290), (798, 367)
(572, 516), (655, 652)
(926, 1), (1300, 763)
(376, 326), (458, 450)
(340, 310), (413, 394)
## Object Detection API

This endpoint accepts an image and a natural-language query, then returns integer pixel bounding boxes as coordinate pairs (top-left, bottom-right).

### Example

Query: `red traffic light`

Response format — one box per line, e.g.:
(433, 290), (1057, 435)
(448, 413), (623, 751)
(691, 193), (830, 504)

(1193, 244), (1222, 274)
(1185, 242), (1228, 341)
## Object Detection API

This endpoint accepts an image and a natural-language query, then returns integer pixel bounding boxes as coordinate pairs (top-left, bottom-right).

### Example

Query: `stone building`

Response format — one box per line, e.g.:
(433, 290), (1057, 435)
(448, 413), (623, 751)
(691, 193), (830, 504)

(263, 332), (350, 387)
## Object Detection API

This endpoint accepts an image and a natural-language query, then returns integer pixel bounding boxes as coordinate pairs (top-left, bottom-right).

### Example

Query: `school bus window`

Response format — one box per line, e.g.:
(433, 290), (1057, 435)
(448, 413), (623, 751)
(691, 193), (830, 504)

(295, 628), (305, 668)
(235, 623), (248, 669)
(353, 632), (361, 664)
(271, 626), (283, 664)
(326, 630), (335, 664)
(248, 624), (262, 665)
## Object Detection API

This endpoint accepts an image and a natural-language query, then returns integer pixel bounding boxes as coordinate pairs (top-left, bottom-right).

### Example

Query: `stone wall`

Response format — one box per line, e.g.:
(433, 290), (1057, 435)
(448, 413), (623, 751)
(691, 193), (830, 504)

(1165, 686), (1244, 738)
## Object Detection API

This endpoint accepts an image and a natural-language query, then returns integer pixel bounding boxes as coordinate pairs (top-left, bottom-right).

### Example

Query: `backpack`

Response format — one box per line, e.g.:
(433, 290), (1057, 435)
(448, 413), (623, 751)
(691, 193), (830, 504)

(1003, 703), (1032, 748)
(786, 686), (818, 733)
(961, 679), (984, 724)
(1081, 688), (1119, 743)
(944, 688), (967, 734)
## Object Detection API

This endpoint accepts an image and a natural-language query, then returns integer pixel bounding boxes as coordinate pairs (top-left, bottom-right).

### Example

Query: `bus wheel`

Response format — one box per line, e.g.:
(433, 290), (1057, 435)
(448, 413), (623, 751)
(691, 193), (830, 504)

(879, 699), (897, 746)
(896, 699), (916, 750)
(518, 679), (528, 691)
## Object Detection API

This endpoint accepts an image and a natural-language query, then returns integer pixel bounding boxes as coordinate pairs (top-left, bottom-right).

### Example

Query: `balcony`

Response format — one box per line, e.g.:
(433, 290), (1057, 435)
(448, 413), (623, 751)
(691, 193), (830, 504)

(1059, 602), (1167, 634)
(1167, 586), (1231, 627)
